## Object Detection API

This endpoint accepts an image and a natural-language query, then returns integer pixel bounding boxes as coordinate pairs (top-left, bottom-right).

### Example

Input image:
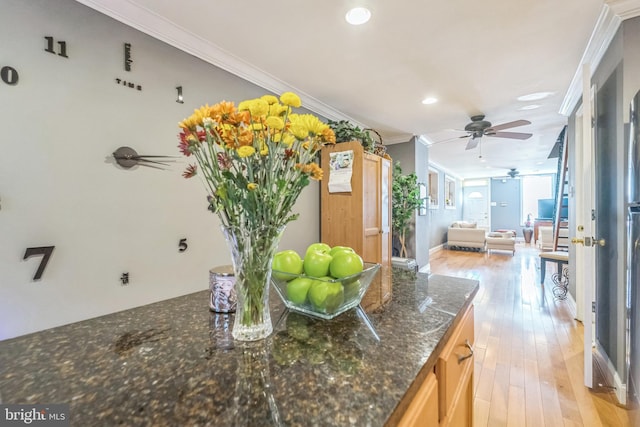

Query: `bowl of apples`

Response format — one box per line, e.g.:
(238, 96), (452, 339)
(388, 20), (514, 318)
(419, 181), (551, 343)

(271, 243), (381, 320)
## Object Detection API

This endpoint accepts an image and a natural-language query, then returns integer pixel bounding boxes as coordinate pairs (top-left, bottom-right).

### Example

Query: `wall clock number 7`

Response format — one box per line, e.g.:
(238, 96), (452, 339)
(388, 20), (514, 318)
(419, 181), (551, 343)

(23, 246), (55, 281)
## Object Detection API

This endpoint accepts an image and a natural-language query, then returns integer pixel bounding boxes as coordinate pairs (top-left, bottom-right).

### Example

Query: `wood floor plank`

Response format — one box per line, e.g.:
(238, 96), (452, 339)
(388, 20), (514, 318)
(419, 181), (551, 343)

(506, 385), (526, 427)
(429, 243), (639, 427)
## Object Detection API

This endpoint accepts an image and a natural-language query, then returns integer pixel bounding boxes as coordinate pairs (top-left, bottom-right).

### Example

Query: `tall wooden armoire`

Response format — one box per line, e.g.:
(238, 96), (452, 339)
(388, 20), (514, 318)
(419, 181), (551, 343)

(320, 140), (392, 309)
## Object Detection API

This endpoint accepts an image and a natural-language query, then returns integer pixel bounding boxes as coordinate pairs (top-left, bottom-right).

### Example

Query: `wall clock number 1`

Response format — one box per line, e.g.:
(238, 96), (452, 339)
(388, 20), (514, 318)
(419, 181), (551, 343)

(44, 36), (68, 58)
(23, 246), (55, 280)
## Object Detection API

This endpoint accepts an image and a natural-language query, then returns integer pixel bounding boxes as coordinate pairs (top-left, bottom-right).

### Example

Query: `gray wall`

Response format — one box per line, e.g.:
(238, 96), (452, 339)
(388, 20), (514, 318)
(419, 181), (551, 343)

(385, 137), (430, 269)
(426, 165), (463, 248)
(0, 0), (323, 338)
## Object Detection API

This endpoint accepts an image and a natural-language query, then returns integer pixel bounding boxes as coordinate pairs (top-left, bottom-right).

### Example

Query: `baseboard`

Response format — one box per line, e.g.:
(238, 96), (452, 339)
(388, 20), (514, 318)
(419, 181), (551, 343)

(429, 244), (443, 255)
(566, 291), (577, 319)
(419, 263), (431, 274)
(595, 343), (628, 406)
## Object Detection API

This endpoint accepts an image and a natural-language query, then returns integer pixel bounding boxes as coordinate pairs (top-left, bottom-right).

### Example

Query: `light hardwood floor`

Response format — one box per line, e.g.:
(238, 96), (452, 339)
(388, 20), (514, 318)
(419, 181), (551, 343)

(429, 243), (640, 427)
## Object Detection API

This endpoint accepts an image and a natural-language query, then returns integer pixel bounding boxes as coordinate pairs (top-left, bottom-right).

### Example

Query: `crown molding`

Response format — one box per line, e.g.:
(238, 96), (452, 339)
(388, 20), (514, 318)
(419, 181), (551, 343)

(607, 0), (640, 19)
(73, 0), (365, 126)
(428, 160), (463, 181)
(560, 1), (640, 116)
(559, 5), (621, 115)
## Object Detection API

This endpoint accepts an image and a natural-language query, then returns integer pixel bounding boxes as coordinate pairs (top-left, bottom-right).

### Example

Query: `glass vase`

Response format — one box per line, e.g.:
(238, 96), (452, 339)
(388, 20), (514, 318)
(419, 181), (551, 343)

(221, 225), (284, 341)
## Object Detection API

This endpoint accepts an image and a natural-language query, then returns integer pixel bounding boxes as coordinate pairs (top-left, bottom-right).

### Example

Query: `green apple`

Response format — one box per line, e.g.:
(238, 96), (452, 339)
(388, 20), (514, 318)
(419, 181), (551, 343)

(272, 250), (303, 281)
(308, 280), (345, 313)
(303, 250), (333, 277)
(329, 252), (364, 279)
(286, 277), (313, 304)
(304, 242), (331, 258)
(328, 245), (355, 257)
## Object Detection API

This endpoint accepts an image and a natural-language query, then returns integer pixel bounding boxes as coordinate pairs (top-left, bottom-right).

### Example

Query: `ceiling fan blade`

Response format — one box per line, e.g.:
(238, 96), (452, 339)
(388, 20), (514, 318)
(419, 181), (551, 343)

(465, 136), (480, 150)
(429, 134), (470, 145)
(487, 119), (531, 132)
(488, 131), (532, 140)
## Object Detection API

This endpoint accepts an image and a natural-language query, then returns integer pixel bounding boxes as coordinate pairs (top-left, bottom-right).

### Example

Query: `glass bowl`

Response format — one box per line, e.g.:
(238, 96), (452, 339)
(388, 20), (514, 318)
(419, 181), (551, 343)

(271, 262), (381, 320)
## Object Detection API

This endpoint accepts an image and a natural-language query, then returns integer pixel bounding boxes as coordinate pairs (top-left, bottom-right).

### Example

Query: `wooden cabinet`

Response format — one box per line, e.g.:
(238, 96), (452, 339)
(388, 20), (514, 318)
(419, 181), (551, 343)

(320, 141), (392, 307)
(394, 304), (475, 426)
(398, 372), (439, 427)
(437, 305), (474, 426)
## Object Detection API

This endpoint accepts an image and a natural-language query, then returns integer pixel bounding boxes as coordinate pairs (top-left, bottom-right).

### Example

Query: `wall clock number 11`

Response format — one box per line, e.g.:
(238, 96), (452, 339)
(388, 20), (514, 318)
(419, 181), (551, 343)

(44, 36), (68, 58)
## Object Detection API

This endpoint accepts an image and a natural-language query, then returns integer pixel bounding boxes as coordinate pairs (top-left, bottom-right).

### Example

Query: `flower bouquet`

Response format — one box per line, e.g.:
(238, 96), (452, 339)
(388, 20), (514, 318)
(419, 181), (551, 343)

(178, 92), (335, 341)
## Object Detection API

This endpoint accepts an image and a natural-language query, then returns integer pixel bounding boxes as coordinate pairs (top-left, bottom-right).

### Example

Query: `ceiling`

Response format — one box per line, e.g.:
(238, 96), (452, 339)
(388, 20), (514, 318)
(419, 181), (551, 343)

(76, 0), (623, 179)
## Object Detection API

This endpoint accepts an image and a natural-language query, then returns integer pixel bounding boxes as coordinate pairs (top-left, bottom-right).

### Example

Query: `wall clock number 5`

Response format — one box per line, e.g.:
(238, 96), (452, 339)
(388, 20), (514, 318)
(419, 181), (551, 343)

(179, 238), (188, 252)
(23, 246), (55, 280)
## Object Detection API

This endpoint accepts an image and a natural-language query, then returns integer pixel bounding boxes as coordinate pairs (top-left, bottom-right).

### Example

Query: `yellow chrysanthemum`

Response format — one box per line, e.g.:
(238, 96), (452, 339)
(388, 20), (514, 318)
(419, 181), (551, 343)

(240, 99), (269, 117)
(280, 92), (302, 108)
(237, 100), (251, 112)
(178, 115), (199, 130)
(299, 114), (329, 136)
(261, 95), (278, 105)
(268, 103), (289, 117)
(309, 163), (323, 180)
(252, 123), (264, 131)
(290, 124), (309, 140)
(265, 116), (284, 130)
(281, 133), (296, 146)
(260, 143), (269, 156)
(296, 162), (323, 180)
(237, 145), (256, 158)
(321, 127), (336, 144)
(247, 183), (258, 191)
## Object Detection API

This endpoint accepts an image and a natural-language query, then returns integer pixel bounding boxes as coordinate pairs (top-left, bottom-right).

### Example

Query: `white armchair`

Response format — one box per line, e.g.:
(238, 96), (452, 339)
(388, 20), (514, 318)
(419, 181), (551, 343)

(538, 226), (553, 251)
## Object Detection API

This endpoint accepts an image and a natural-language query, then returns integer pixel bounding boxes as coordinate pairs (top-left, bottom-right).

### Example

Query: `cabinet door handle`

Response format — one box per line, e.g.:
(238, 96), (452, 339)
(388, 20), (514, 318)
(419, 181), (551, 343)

(457, 339), (474, 364)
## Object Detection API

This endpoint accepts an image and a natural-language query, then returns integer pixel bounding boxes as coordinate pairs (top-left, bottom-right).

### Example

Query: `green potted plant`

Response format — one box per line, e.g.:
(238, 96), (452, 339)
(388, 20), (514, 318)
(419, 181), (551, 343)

(392, 162), (423, 258)
(327, 119), (374, 152)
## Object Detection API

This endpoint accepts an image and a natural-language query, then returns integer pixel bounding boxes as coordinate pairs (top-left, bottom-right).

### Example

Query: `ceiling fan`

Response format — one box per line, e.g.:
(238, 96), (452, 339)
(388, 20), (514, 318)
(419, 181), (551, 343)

(460, 115), (532, 150)
(506, 168), (520, 178)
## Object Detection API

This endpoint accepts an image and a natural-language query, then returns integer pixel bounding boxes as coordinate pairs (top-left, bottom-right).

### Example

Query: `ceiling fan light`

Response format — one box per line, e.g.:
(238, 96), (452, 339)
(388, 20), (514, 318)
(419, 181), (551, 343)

(422, 97), (438, 105)
(345, 7), (371, 25)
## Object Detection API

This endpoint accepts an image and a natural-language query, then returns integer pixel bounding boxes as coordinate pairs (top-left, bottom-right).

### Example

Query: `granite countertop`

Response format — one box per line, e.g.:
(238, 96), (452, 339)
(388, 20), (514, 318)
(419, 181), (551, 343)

(0, 269), (478, 426)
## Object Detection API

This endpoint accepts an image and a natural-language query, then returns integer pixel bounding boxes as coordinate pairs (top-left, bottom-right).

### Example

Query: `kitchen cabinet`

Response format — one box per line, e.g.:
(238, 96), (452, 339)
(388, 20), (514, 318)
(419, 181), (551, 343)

(397, 304), (475, 426)
(398, 371), (439, 427)
(320, 140), (392, 308)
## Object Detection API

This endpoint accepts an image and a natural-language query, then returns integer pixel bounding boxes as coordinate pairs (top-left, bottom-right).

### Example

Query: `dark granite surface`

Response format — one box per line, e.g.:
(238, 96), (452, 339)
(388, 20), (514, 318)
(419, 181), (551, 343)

(0, 269), (478, 426)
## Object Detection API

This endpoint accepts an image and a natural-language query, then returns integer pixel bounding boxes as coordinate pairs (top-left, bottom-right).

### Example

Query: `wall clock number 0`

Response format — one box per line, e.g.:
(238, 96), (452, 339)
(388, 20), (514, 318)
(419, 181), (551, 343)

(179, 238), (188, 252)
(1, 66), (19, 85)
(23, 246), (55, 281)
(44, 36), (68, 58)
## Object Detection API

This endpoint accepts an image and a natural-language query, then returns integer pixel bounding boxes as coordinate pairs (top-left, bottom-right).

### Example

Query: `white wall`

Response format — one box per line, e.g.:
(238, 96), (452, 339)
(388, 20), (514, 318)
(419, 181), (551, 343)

(0, 0), (320, 339)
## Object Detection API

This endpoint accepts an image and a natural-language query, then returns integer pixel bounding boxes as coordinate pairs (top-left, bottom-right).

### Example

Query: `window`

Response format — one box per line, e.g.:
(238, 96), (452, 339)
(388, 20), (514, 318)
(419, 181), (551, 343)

(521, 174), (553, 223)
(428, 168), (439, 208)
(444, 175), (456, 209)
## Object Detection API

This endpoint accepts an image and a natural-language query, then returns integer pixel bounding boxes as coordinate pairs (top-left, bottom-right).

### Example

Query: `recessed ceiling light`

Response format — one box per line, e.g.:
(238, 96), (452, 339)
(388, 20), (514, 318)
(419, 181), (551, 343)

(422, 97), (438, 105)
(518, 104), (541, 111)
(345, 7), (371, 25)
(517, 92), (554, 101)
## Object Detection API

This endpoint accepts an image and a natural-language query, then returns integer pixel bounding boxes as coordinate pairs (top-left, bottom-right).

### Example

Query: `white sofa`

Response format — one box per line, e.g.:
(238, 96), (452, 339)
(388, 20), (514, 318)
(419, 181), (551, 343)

(447, 221), (486, 251)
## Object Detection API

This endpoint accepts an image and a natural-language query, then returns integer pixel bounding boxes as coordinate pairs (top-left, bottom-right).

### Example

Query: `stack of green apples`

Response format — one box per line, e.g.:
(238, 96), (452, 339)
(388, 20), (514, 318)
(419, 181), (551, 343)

(272, 243), (365, 314)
